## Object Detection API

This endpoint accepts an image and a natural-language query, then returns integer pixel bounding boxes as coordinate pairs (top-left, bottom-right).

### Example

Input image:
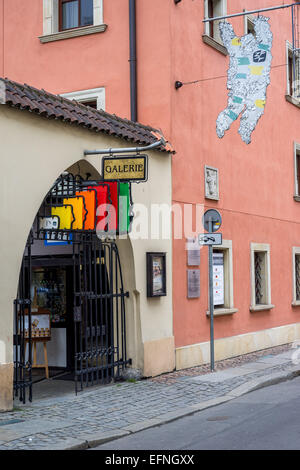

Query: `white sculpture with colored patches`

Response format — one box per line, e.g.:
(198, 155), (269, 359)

(216, 16), (273, 144)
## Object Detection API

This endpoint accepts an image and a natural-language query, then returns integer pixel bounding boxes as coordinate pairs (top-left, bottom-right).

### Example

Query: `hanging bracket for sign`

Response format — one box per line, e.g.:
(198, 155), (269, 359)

(202, 2), (300, 23)
(102, 154), (148, 182)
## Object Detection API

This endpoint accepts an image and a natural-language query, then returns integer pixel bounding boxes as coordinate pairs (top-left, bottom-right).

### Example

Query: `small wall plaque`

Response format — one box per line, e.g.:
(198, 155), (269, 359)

(205, 165), (219, 200)
(187, 269), (200, 299)
(187, 237), (200, 266)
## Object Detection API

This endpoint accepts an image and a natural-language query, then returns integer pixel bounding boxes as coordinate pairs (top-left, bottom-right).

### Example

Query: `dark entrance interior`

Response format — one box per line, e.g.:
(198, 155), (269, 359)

(13, 173), (131, 404)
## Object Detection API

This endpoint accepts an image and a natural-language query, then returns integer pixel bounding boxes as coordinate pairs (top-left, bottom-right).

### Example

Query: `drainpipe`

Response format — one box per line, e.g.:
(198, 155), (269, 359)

(129, 0), (137, 122)
(129, 0), (137, 207)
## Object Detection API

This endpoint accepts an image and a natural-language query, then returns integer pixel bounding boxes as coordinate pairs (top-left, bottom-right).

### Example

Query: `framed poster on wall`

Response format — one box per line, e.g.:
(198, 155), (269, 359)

(146, 252), (167, 297)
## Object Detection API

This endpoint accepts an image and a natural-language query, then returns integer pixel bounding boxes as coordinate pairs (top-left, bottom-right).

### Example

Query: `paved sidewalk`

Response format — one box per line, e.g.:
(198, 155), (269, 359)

(0, 344), (300, 450)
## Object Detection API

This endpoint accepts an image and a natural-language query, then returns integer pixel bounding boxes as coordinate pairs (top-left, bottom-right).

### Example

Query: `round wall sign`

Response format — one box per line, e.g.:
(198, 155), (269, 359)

(202, 209), (222, 233)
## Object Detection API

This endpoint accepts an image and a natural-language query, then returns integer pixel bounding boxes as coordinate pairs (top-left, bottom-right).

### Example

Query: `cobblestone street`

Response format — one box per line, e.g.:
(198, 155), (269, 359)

(0, 344), (298, 450)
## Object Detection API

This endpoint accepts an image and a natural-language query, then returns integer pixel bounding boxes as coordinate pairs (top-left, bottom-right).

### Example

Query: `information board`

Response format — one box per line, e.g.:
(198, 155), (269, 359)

(213, 253), (224, 306)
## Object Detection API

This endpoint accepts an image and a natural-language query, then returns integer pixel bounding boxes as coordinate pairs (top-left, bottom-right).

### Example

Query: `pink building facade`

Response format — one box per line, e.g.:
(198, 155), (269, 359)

(1, 0), (300, 375)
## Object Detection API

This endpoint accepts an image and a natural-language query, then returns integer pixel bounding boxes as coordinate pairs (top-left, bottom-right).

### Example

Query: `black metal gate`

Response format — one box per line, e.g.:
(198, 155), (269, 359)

(13, 237), (33, 403)
(73, 234), (130, 393)
(13, 173), (131, 402)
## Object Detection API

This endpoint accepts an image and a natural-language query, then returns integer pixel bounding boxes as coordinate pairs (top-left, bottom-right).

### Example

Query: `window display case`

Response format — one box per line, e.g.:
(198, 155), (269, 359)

(31, 267), (68, 326)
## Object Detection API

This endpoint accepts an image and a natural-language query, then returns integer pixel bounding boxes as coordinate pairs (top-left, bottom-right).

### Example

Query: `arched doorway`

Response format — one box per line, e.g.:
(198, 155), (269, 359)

(13, 167), (131, 404)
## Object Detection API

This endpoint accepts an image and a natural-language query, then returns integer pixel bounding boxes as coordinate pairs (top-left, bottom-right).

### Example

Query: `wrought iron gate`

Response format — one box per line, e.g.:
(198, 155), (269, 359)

(13, 172), (131, 402)
(13, 237), (33, 403)
(73, 234), (130, 393)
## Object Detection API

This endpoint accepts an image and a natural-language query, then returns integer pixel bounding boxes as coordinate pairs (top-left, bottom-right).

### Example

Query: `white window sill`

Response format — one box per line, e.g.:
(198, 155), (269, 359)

(206, 308), (238, 317)
(250, 304), (274, 312)
(39, 24), (107, 43)
(294, 195), (300, 202)
(285, 94), (300, 108)
(205, 195), (220, 201)
(202, 34), (227, 56)
(292, 300), (300, 307)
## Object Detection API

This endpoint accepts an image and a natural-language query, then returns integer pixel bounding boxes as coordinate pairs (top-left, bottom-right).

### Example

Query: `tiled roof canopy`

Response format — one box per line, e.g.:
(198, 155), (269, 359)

(1, 78), (173, 152)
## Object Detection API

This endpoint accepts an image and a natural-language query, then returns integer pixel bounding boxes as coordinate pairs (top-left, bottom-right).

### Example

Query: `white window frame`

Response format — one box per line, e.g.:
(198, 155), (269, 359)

(206, 239), (238, 317)
(250, 243), (274, 312)
(292, 247), (300, 306)
(40, 0), (106, 43)
(204, 0), (227, 41)
(244, 14), (255, 36)
(294, 142), (300, 201)
(60, 87), (105, 110)
(203, 0), (227, 55)
(286, 40), (300, 99)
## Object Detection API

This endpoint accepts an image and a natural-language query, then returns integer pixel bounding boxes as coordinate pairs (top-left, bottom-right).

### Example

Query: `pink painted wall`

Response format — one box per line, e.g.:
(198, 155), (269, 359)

(1, 0), (131, 118)
(169, 0), (300, 348)
(2, 0), (300, 349)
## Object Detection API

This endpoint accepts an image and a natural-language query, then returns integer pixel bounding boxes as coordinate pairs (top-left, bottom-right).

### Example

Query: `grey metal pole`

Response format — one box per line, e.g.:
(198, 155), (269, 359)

(208, 218), (215, 372)
(83, 137), (166, 156)
(202, 2), (300, 23)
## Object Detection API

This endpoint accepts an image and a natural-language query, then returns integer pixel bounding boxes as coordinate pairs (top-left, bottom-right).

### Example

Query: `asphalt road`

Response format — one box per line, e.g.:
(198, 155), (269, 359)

(93, 375), (300, 450)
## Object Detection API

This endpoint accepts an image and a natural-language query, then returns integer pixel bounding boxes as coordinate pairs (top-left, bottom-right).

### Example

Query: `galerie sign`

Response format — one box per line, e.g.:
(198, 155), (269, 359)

(102, 155), (148, 182)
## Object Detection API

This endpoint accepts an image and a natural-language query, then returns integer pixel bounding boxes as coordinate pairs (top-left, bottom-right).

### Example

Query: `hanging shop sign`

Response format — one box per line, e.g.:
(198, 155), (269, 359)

(102, 155), (148, 182)
(216, 16), (273, 144)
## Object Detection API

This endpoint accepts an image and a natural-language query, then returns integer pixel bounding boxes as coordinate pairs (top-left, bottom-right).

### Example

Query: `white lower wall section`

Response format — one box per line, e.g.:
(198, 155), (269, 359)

(36, 328), (67, 368)
(175, 322), (300, 370)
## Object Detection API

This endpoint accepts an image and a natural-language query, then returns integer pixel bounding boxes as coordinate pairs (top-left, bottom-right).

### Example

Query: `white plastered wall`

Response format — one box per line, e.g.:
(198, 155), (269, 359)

(0, 105), (174, 398)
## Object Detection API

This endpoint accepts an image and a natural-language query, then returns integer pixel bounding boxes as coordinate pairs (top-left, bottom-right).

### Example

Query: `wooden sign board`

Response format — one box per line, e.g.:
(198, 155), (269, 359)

(102, 155), (148, 182)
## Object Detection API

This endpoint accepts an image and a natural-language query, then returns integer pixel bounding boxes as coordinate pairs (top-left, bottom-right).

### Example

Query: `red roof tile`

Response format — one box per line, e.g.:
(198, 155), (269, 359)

(1, 78), (173, 153)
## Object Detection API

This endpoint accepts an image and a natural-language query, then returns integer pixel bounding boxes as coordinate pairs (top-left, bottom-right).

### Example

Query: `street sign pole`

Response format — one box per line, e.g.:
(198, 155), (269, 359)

(202, 209), (222, 373)
(208, 218), (215, 372)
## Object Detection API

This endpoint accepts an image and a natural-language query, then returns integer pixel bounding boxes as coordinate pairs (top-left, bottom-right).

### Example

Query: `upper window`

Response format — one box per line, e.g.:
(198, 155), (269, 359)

(286, 41), (300, 99)
(60, 0), (93, 31)
(244, 15), (256, 38)
(40, 0), (105, 43)
(204, 0), (227, 43)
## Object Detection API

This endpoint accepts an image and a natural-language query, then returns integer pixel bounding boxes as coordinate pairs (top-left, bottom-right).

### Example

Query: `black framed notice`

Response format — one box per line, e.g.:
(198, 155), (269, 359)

(147, 252), (167, 297)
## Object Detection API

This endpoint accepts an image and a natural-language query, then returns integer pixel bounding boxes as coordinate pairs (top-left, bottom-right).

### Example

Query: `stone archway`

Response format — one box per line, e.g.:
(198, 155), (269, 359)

(0, 156), (139, 408)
